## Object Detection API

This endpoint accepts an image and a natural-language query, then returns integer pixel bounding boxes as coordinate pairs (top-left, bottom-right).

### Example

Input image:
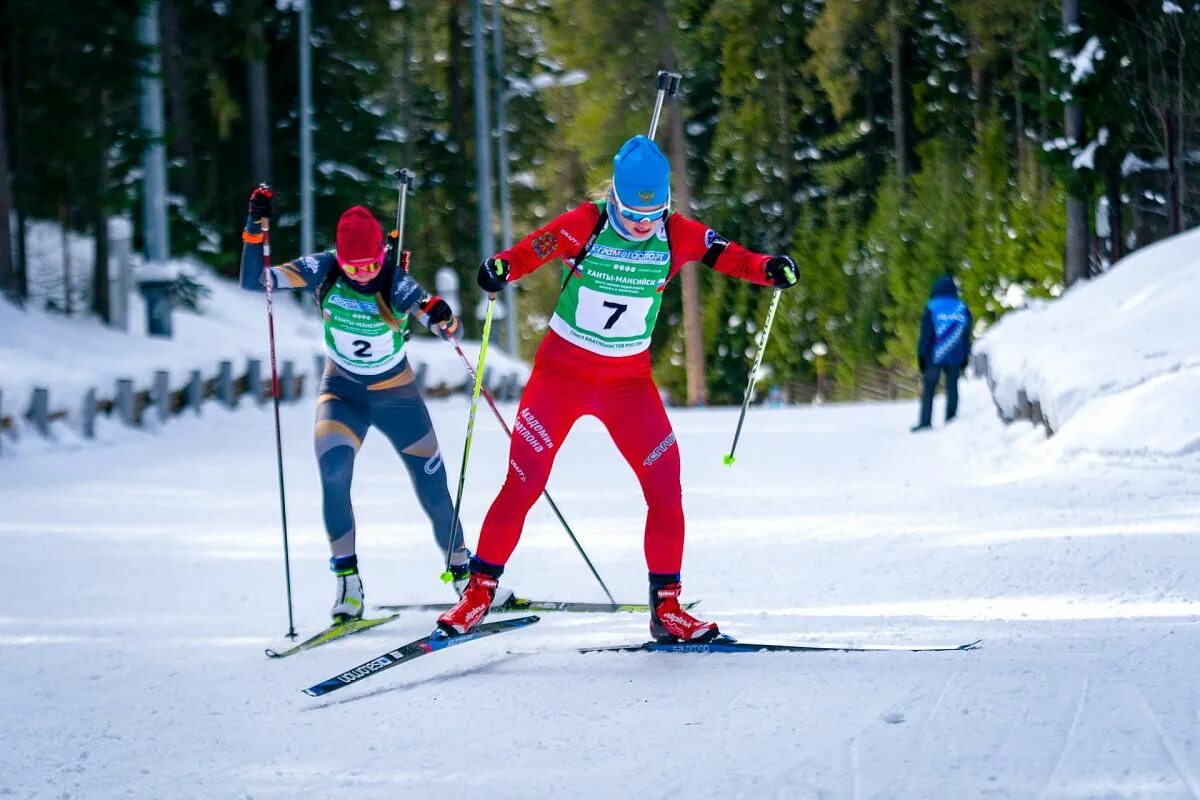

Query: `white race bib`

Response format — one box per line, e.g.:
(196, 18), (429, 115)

(327, 327), (404, 374)
(573, 286), (654, 339)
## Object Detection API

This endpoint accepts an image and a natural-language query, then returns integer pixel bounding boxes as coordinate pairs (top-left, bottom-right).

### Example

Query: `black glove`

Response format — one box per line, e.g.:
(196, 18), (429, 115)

(248, 184), (273, 222)
(918, 357), (928, 373)
(764, 255), (798, 288)
(420, 295), (454, 326)
(478, 256), (511, 293)
(420, 295), (459, 336)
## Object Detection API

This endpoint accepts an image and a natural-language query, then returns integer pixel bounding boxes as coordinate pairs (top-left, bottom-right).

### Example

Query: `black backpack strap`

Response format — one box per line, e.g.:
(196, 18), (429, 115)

(558, 206), (610, 295)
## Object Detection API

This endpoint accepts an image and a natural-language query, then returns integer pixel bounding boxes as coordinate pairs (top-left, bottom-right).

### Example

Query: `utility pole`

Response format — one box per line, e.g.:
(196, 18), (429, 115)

(138, 1), (170, 265)
(471, 0), (497, 341)
(1062, 0), (1089, 286)
(491, 0), (517, 355)
(137, 0), (174, 337)
(658, 7), (705, 405)
(299, 0), (315, 255)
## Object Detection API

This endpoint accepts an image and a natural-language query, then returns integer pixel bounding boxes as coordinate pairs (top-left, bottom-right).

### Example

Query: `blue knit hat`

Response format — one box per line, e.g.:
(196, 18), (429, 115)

(612, 135), (671, 209)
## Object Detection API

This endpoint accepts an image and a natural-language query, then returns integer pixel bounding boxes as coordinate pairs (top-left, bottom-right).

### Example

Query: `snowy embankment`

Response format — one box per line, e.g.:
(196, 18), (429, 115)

(977, 228), (1200, 457)
(0, 259), (528, 447)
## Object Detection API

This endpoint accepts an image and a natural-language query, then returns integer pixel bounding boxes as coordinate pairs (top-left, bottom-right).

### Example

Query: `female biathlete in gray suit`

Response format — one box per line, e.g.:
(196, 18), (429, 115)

(239, 185), (472, 623)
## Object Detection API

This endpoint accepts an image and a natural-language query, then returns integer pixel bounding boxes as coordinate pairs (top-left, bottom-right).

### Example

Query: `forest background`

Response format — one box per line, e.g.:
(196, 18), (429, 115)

(1, 0), (1197, 405)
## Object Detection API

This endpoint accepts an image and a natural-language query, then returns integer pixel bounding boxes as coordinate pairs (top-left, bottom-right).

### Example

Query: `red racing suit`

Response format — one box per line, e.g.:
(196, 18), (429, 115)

(475, 202), (773, 575)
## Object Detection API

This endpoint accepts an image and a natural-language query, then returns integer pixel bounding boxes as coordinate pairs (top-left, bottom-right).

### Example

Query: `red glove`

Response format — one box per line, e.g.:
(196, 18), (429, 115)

(420, 295), (458, 334)
(248, 184), (273, 222)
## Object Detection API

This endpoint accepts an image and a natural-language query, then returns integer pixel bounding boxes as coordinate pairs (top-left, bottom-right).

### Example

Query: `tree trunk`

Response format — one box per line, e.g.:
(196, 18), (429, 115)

(160, 0), (197, 200)
(59, 200), (72, 315)
(1014, 52), (1028, 174)
(247, 20), (271, 184)
(889, 2), (908, 183)
(0, 54), (14, 300)
(1175, 76), (1187, 229)
(1164, 105), (1181, 235)
(92, 91), (111, 323)
(1105, 160), (1123, 263)
(6, 40), (25, 299)
(658, 7), (706, 407)
(1062, 0), (1090, 286)
(970, 28), (991, 144)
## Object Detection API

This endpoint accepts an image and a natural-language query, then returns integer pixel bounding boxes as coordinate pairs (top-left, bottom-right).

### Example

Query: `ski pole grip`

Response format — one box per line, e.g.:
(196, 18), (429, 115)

(393, 168), (416, 189)
(665, 71), (682, 97)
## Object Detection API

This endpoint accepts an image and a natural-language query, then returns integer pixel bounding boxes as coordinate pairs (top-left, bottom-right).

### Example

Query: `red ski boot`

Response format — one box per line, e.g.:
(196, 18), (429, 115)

(437, 573), (498, 635)
(650, 582), (720, 643)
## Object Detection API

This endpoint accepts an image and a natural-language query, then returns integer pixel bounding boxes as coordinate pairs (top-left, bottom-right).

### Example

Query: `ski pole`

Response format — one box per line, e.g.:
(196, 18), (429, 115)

(443, 295), (497, 578)
(647, 70), (681, 141)
(724, 288), (782, 467)
(391, 168), (415, 267)
(445, 334), (616, 605)
(261, 211), (297, 639)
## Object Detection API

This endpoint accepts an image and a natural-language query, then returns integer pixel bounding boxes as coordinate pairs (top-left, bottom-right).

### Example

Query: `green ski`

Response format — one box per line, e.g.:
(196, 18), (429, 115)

(265, 614), (401, 659)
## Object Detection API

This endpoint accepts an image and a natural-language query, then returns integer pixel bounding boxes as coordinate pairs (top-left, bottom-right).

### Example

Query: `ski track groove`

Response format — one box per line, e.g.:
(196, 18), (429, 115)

(849, 735), (861, 800)
(1134, 683), (1200, 800)
(1037, 674), (1089, 800)
(924, 668), (959, 725)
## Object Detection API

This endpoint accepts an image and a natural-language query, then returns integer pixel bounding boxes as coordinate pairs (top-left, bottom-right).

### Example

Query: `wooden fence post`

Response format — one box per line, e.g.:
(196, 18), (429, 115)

(187, 370), (203, 415)
(153, 371), (170, 423)
(280, 360), (295, 402)
(80, 388), (97, 438)
(28, 388), (50, 437)
(217, 361), (235, 408)
(246, 359), (263, 405)
(116, 379), (135, 426)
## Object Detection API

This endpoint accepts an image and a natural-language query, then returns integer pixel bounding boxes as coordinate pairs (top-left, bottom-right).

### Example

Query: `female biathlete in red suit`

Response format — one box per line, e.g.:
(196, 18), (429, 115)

(439, 135), (798, 642)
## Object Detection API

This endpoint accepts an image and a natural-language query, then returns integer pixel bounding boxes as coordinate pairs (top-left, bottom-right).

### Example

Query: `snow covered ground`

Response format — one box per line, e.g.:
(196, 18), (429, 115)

(978, 227), (1200, 457)
(3, 379), (1198, 799)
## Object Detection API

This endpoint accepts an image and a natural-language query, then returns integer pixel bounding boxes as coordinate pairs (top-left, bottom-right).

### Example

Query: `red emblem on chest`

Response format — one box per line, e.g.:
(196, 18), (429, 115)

(531, 231), (558, 259)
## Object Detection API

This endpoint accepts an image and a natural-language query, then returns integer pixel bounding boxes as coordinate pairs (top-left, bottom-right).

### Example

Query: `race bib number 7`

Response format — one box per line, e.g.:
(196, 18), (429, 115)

(574, 286), (654, 339)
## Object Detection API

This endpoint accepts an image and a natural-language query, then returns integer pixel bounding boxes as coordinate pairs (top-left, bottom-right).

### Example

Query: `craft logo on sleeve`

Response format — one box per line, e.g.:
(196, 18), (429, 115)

(531, 231), (558, 259)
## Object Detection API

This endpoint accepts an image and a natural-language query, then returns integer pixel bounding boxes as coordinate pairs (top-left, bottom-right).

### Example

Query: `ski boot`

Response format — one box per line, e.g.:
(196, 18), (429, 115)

(448, 561), (471, 596)
(330, 555), (364, 625)
(650, 581), (719, 643)
(437, 564), (502, 635)
(445, 546), (475, 596)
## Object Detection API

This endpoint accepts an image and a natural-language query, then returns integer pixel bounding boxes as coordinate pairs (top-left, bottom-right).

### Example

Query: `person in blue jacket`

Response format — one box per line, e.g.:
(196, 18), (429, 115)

(912, 274), (972, 432)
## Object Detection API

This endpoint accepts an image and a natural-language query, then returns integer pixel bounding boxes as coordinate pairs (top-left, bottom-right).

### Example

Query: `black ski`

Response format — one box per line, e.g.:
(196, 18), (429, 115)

(580, 636), (982, 654)
(302, 615), (540, 697)
(265, 614), (400, 659)
(376, 597), (699, 614)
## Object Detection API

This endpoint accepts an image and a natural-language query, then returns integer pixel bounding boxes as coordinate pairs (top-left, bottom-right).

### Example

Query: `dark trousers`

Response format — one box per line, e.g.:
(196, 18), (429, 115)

(919, 364), (960, 426)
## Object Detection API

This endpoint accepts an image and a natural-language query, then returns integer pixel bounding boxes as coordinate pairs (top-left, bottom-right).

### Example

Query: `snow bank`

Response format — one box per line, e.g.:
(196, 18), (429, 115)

(977, 227), (1200, 456)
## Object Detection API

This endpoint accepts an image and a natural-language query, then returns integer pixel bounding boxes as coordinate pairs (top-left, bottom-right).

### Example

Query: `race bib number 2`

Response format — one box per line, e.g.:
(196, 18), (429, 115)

(330, 328), (396, 363)
(574, 286), (653, 339)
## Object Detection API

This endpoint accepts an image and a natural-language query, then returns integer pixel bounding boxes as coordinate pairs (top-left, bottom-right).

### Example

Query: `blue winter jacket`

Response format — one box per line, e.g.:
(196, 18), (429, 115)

(917, 276), (972, 368)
